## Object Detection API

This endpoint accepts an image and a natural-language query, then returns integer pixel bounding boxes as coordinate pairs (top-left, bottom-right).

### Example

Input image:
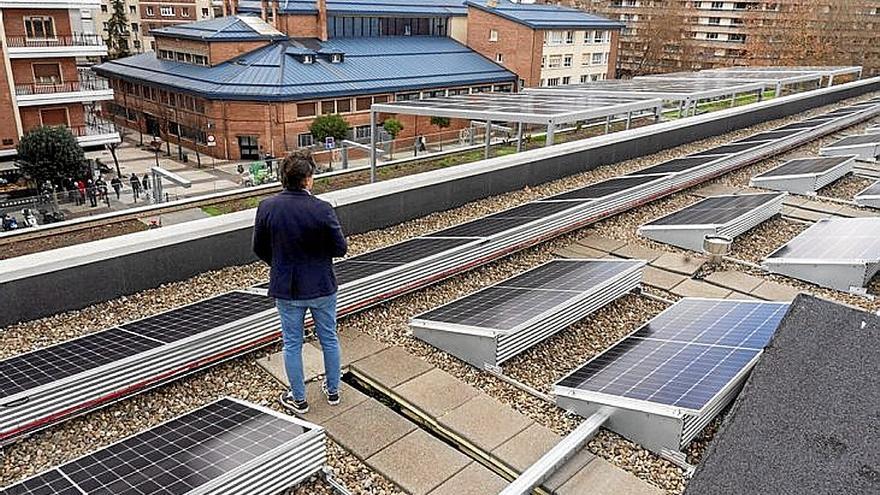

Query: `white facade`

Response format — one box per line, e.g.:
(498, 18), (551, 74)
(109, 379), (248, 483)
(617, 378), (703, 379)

(539, 29), (613, 87)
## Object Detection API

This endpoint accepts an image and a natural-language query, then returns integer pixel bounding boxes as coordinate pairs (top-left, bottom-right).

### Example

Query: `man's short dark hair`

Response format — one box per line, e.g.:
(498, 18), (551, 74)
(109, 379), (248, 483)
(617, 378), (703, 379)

(280, 150), (316, 190)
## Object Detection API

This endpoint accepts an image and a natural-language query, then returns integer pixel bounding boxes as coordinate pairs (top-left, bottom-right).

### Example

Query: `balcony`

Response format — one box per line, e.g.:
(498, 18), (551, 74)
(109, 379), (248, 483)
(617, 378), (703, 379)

(14, 71), (113, 107)
(6, 33), (108, 59)
(72, 117), (121, 148)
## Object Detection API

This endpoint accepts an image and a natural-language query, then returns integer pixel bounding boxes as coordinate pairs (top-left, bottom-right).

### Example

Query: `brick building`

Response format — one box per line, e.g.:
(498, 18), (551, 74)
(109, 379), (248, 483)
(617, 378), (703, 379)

(93, 0), (622, 159)
(0, 0), (119, 159)
(466, 0), (621, 87)
(94, 0), (215, 55)
(571, 0), (880, 77)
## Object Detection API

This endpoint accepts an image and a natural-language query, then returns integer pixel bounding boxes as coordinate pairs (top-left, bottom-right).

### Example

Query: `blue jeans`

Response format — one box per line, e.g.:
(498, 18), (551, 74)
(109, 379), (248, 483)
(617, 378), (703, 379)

(276, 293), (341, 401)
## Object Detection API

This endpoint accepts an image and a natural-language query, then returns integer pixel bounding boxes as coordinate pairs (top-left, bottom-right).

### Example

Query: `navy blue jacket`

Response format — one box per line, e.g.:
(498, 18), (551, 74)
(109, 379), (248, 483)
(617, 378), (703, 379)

(253, 189), (347, 300)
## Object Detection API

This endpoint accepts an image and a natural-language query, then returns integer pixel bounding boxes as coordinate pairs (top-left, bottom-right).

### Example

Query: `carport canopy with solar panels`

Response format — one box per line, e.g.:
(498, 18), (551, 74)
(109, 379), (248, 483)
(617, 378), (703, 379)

(367, 92), (664, 179)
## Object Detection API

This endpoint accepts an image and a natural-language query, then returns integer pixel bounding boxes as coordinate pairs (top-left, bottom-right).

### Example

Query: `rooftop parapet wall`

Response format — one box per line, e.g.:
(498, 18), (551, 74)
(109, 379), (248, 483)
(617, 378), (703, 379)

(1, 77), (878, 327)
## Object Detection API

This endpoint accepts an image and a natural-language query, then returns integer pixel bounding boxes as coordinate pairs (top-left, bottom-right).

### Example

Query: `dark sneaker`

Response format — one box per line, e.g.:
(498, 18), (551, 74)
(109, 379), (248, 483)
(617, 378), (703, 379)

(279, 392), (309, 414)
(322, 381), (340, 406)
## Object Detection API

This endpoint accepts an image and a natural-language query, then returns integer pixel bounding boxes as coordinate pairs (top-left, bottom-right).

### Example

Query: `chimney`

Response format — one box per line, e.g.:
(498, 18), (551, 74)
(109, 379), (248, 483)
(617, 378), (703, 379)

(230, 0), (238, 15)
(222, 0), (228, 17)
(316, 0), (328, 41)
(271, 0), (279, 26)
(260, 0), (268, 20)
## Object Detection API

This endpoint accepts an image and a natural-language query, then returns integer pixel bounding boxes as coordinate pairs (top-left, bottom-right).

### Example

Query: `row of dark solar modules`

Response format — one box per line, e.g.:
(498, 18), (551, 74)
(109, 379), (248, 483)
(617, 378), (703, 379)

(1, 98), (877, 447)
(0, 398), (326, 495)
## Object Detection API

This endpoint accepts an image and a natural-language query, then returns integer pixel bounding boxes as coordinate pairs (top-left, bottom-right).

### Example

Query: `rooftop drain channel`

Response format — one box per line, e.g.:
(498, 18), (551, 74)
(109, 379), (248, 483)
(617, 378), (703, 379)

(343, 370), (557, 495)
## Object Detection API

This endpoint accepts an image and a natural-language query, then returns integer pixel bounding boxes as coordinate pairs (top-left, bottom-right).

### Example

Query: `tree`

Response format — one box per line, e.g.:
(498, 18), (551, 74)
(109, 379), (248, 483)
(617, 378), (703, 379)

(17, 126), (87, 184)
(382, 118), (404, 159)
(105, 126), (128, 178)
(106, 0), (130, 59)
(309, 114), (350, 145)
(430, 116), (450, 150)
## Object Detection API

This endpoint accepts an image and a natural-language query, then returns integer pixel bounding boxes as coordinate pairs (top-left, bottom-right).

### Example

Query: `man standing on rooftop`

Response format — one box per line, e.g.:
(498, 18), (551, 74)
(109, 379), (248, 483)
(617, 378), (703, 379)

(253, 151), (348, 414)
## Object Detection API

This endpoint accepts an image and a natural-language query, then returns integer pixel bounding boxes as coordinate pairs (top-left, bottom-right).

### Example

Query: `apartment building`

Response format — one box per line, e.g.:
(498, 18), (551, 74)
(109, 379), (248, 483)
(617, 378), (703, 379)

(466, 0), (621, 87)
(0, 0), (118, 158)
(93, 0), (213, 55)
(93, 0), (622, 159)
(572, 0), (880, 77)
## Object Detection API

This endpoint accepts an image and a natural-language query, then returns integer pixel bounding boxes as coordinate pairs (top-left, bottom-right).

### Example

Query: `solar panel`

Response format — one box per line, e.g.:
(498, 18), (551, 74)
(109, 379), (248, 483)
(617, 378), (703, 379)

(426, 217), (543, 238)
(691, 142), (768, 157)
(753, 156), (853, 178)
(555, 299), (789, 413)
(120, 292), (276, 343)
(626, 156), (721, 176)
(412, 260), (644, 367)
(733, 129), (803, 144)
(545, 175), (661, 201)
(352, 237), (474, 263)
(765, 218), (880, 262)
(856, 180), (880, 198)
(855, 180), (880, 209)
(644, 193), (785, 227)
(825, 134), (880, 147)
(485, 201), (587, 218)
(0, 398), (325, 495)
(776, 120), (828, 131)
(0, 327), (164, 400)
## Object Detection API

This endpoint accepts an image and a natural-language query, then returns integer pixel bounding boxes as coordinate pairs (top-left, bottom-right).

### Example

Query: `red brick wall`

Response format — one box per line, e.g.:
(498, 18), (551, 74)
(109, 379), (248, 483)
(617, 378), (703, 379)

(19, 104), (85, 132)
(0, 62), (19, 152)
(2, 9), (73, 38)
(154, 37), (209, 56)
(208, 40), (271, 65)
(275, 14), (319, 38)
(466, 6), (541, 87)
(10, 58), (78, 84)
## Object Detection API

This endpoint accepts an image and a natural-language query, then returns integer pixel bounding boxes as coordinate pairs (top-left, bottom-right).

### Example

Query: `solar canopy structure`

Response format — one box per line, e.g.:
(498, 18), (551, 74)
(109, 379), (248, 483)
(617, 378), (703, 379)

(554, 298), (790, 454)
(411, 259), (644, 368)
(524, 78), (767, 116)
(368, 92), (663, 175)
(638, 70), (824, 97)
(706, 65), (863, 85)
(855, 180), (880, 209)
(0, 398), (325, 495)
(750, 156), (856, 194)
(820, 134), (880, 162)
(638, 193), (785, 251)
(763, 217), (880, 292)
(1, 98), (878, 445)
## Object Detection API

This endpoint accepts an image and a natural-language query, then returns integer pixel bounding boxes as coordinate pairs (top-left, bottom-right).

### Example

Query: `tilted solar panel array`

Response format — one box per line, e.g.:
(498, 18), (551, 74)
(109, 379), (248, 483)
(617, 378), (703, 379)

(750, 155), (856, 194)
(820, 133), (880, 161)
(762, 217), (880, 291)
(638, 193), (786, 251)
(554, 299), (789, 452)
(854, 179), (880, 208)
(411, 259), (644, 367)
(1, 98), (878, 445)
(0, 398), (325, 495)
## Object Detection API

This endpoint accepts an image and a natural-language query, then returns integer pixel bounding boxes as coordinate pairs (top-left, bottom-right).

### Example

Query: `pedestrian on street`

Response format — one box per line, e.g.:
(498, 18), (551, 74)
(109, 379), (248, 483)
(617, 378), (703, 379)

(110, 176), (122, 200)
(253, 151), (348, 414)
(95, 177), (108, 201)
(142, 173), (150, 192)
(129, 174), (141, 201)
(86, 180), (98, 207)
(75, 179), (86, 206)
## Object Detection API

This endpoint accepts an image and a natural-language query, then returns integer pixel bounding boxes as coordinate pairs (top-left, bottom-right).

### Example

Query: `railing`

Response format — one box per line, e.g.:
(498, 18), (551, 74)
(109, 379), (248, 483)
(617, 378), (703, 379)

(14, 72), (109, 96)
(69, 117), (118, 137)
(5, 33), (104, 48)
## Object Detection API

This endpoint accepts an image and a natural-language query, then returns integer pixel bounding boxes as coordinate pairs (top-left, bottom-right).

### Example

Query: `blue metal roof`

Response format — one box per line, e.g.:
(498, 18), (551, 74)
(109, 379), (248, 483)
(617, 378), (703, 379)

(466, 0), (624, 30)
(237, 0), (468, 16)
(94, 36), (515, 101)
(150, 15), (287, 41)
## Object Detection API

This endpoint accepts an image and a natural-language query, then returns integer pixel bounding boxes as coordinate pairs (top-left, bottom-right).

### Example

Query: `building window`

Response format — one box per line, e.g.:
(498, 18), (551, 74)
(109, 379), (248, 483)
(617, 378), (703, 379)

(592, 52), (603, 65)
(708, 17), (721, 25)
(565, 31), (574, 44)
(336, 98), (351, 113)
(545, 31), (564, 45)
(181, 7), (190, 17)
(160, 6), (174, 16)
(563, 54), (572, 67)
(134, 40), (141, 49)
(103, 21), (109, 31)
(494, 84), (513, 93)
(584, 30), (593, 43)
(25, 16), (55, 39)
(495, 53), (503, 64)
(548, 55), (561, 68)
(448, 87), (469, 96)
(297, 102), (316, 117)
(562, 76), (571, 85)
(580, 74), (589, 83)
(202, 7), (209, 17)
(355, 96), (372, 111)
(581, 54), (590, 66)
(101, 4), (108, 12)
(541, 55), (546, 68)
(32, 63), (62, 84)
(729, 33), (746, 43)
(298, 133), (314, 148)
(146, 6), (155, 16)
(546, 78), (560, 87)
(707, 32), (719, 40)
(489, 29), (498, 42)
(131, 22), (138, 32)
(396, 92), (420, 101)
(129, 5), (136, 14)
(321, 100), (335, 114)
(354, 125), (371, 140)
(711, 1), (723, 8)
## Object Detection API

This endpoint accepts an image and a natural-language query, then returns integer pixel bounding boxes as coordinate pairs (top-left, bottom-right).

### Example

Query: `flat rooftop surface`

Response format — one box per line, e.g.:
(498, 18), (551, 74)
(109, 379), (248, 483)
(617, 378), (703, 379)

(685, 294), (880, 495)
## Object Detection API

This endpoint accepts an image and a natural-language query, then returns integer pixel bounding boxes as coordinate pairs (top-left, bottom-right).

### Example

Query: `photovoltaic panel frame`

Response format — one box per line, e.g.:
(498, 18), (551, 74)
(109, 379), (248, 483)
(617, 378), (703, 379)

(750, 155), (856, 194)
(820, 134), (880, 162)
(854, 179), (880, 209)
